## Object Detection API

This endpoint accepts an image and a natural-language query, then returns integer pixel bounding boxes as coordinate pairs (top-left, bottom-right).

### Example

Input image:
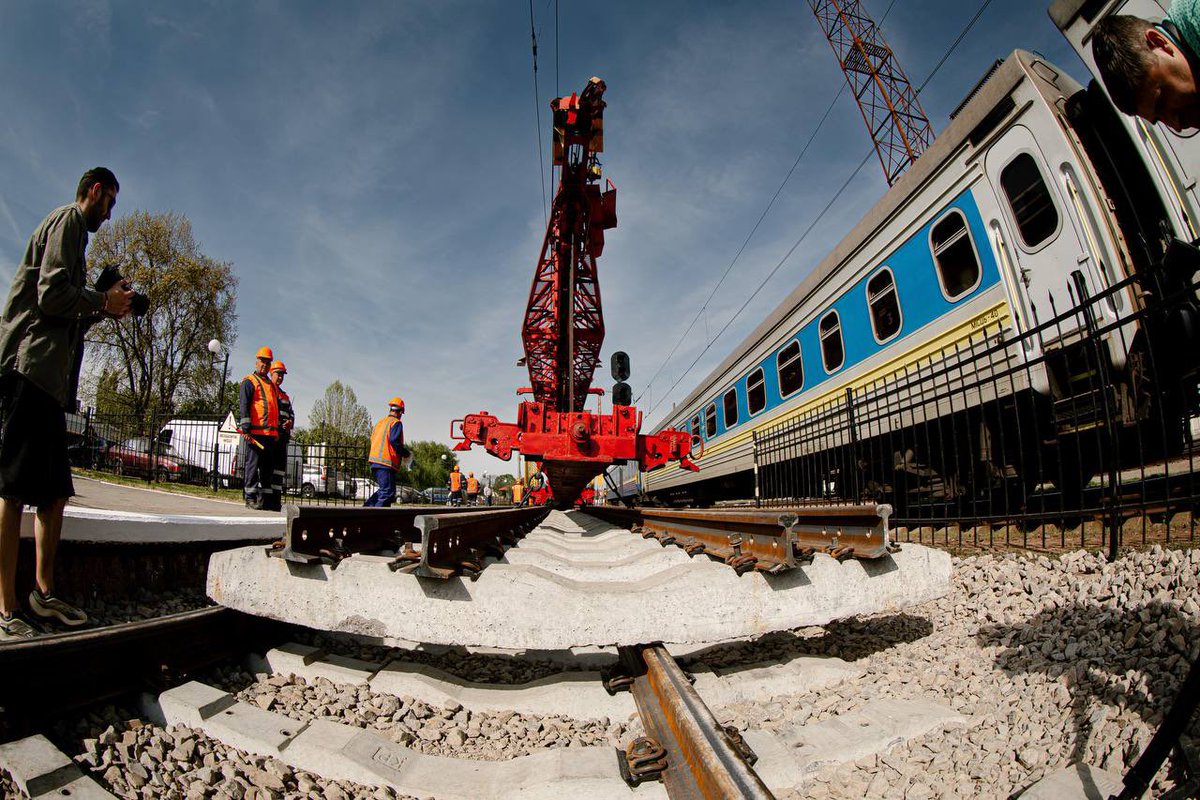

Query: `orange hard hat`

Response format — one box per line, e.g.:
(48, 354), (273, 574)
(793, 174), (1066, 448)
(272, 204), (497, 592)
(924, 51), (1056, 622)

(255, 346), (273, 360)
(270, 361), (287, 374)
(389, 396), (405, 410)
(469, 471), (474, 477)
(453, 465), (460, 472)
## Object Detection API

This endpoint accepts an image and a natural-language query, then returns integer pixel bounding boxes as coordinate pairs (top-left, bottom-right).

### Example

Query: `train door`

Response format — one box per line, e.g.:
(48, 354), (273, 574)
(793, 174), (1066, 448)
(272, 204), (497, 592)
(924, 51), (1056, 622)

(983, 124), (1099, 346)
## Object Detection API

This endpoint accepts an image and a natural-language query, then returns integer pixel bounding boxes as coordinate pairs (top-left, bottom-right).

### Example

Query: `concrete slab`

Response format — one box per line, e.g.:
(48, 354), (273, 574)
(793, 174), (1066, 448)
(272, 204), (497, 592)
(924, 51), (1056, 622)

(742, 730), (806, 794)
(370, 662), (637, 720)
(0, 733), (115, 798)
(782, 698), (971, 774)
(149, 681), (664, 800)
(1018, 763), (1125, 799)
(691, 655), (865, 707)
(208, 520), (951, 649)
(502, 547), (691, 581)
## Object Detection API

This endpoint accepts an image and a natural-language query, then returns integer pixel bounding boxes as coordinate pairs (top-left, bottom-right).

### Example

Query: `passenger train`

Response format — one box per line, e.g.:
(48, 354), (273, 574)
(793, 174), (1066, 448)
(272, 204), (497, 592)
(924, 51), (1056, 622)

(610, 0), (1200, 508)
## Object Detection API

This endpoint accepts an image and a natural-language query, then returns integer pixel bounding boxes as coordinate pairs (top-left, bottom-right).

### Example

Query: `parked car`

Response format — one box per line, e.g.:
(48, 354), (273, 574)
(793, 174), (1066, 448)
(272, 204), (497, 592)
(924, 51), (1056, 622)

(396, 485), (422, 504)
(67, 433), (113, 470)
(105, 437), (208, 484)
(420, 487), (450, 504)
(293, 463), (353, 499)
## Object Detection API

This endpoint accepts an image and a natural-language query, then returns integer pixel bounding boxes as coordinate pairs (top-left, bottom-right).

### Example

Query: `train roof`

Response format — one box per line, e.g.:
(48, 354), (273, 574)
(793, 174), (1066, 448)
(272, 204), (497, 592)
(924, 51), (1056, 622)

(664, 50), (1037, 423)
(1047, 0), (1103, 30)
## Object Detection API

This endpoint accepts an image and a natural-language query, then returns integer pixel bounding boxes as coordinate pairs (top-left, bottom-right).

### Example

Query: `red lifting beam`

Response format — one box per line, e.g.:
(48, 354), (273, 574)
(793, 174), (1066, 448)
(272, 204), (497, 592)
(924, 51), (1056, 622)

(453, 77), (695, 507)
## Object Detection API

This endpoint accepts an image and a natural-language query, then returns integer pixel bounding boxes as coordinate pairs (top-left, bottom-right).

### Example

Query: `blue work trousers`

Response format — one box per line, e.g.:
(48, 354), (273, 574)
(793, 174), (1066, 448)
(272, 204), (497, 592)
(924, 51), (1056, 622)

(364, 466), (397, 507)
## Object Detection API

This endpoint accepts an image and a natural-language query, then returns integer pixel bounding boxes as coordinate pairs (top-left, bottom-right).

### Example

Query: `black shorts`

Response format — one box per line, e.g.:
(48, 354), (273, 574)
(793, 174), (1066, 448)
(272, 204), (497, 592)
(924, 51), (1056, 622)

(0, 373), (73, 507)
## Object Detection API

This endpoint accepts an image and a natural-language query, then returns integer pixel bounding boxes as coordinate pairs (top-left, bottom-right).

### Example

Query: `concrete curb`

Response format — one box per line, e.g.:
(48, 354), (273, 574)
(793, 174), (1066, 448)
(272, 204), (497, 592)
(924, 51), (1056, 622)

(20, 506), (281, 544)
(1017, 763), (1125, 799)
(0, 733), (115, 798)
(143, 681), (667, 800)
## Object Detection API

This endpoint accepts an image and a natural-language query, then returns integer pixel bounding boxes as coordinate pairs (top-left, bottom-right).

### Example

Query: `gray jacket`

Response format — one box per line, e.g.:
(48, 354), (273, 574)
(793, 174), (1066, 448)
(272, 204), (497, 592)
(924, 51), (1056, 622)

(0, 203), (105, 409)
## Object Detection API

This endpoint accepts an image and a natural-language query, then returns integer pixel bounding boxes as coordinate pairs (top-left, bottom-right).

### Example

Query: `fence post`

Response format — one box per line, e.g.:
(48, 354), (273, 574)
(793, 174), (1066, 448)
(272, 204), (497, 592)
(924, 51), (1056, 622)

(1071, 271), (1121, 561)
(845, 387), (860, 502)
(752, 429), (761, 508)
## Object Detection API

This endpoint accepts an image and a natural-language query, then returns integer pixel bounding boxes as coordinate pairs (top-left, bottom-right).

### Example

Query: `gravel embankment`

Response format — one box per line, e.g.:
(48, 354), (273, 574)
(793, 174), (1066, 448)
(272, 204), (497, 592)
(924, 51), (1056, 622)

(84, 587), (213, 628)
(6, 545), (1197, 798)
(686, 546), (1200, 799)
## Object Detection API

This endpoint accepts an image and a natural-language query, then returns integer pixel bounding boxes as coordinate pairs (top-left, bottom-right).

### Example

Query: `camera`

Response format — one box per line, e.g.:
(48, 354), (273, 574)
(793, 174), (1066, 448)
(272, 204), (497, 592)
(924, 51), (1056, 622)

(94, 265), (150, 317)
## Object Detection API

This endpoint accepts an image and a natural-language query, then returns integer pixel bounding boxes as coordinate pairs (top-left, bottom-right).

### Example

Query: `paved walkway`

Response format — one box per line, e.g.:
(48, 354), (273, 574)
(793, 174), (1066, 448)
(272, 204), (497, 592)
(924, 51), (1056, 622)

(69, 476), (278, 517)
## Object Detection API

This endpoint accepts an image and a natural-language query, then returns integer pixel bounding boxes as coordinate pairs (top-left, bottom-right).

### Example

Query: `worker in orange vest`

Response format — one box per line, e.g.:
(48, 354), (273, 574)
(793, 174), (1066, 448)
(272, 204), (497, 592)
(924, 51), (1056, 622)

(510, 481), (524, 505)
(466, 471), (480, 506)
(364, 397), (410, 507)
(238, 346), (279, 510)
(266, 361), (293, 512)
(447, 464), (465, 506)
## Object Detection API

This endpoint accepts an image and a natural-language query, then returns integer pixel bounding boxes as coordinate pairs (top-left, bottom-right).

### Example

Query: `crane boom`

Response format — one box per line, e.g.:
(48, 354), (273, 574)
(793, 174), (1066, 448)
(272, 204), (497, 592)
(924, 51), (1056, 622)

(453, 77), (696, 507)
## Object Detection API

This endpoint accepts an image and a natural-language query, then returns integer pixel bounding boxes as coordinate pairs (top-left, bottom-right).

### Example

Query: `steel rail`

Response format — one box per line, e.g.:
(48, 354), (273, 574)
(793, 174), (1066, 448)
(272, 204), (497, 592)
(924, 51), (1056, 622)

(616, 644), (774, 798)
(583, 505), (893, 574)
(409, 507), (551, 579)
(279, 504), (491, 564)
(0, 606), (291, 737)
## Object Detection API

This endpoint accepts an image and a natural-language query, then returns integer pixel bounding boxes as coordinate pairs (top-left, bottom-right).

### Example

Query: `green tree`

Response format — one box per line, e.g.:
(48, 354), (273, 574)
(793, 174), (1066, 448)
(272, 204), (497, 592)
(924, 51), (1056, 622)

(84, 211), (238, 419)
(408, 441), (458, 489)
(306, 380), (371, 445)
(174, 380), (239, 418)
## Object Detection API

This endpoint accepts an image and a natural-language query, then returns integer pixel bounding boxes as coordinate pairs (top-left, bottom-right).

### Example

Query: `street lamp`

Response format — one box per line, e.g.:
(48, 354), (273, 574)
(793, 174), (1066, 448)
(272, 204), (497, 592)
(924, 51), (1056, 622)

(207, 339), (230, 491)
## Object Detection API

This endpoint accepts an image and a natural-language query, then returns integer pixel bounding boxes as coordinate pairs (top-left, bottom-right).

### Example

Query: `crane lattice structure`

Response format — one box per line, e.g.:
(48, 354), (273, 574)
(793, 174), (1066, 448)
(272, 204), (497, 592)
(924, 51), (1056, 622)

(809, 0), (935, 185)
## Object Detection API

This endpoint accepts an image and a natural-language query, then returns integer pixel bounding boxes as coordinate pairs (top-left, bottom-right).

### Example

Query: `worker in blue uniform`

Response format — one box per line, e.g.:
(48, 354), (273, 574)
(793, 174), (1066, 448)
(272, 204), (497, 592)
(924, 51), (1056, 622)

(365, 396), (410, 507)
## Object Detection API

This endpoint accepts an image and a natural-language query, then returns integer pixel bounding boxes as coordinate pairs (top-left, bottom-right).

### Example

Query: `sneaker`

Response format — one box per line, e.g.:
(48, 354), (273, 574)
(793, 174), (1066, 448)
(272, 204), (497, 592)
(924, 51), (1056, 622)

(0, 611), (42, 640)
(29, 589), (88, 627)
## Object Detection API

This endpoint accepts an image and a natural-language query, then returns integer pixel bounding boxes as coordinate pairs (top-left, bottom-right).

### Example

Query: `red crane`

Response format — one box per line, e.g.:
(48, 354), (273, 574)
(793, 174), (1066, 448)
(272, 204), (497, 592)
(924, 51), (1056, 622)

(453, 77), (696, 506)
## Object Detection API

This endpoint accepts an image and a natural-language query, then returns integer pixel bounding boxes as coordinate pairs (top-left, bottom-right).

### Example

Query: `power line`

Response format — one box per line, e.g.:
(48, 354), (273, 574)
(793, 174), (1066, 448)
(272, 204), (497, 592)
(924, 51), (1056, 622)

(641, 0), (998, 423)
(528, 0), (548, 226)
(634, 0), (899, 407)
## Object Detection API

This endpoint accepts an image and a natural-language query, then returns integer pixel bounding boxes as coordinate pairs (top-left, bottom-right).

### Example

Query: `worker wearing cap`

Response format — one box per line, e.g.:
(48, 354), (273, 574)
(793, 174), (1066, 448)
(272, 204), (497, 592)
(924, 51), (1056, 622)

(266, 360), (293, 512)
(466, 471), (480, 506)
(447, 464), (465, 506)
(364, 396), (410, 507)
(238, 346), (279, 510)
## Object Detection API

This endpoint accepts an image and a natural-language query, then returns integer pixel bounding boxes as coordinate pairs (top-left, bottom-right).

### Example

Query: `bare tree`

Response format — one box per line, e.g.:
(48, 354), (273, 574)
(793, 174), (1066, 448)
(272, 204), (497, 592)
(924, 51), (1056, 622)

(86, 211), (237, 419)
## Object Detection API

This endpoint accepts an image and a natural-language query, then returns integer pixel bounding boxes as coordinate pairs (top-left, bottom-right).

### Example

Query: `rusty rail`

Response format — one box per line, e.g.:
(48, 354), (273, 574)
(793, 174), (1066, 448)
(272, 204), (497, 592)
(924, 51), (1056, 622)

(405, 507), (551, 579)
(583, 505), (893, 574)
(614, 643), (774, 798)
(278, 505), (489, 564)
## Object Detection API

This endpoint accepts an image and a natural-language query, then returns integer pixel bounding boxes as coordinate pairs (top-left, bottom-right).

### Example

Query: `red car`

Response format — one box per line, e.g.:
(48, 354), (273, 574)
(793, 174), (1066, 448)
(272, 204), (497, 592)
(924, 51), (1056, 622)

(106, 437), (208, 484)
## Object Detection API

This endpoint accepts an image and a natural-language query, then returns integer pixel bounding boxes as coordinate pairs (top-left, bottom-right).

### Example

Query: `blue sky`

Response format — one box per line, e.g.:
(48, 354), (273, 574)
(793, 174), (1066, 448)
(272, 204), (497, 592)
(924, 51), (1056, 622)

(0, 0), (1086, 476)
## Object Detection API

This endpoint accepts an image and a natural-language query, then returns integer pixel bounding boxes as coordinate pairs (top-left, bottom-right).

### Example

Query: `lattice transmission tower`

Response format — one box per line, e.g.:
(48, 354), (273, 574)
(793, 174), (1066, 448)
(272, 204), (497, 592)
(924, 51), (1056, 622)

(809, 0), (935, 185)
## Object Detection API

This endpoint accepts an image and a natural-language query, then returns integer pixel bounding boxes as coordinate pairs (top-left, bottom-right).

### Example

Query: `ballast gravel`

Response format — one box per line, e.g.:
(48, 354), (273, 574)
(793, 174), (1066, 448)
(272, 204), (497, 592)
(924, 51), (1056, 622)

(5, 544), (1198, 799)
(686, 545), (1200, 799)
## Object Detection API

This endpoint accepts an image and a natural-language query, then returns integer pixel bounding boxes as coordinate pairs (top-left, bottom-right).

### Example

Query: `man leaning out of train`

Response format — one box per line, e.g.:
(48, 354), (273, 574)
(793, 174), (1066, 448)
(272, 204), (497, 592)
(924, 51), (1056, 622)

(1092, 0), (1200, 131)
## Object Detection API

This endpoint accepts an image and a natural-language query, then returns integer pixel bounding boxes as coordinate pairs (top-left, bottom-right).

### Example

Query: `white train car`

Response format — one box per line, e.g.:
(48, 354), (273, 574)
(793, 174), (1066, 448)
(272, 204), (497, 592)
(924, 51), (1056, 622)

(629, 43), (1195, 508)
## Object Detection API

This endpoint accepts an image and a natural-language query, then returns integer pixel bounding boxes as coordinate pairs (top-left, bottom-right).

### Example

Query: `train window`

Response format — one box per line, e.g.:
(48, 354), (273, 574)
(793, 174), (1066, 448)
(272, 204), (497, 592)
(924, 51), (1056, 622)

(1000, 152), (1059, 248)
(723, 388), (739, 427)
(930, 210), (981, 300)
(705, 403), (717, 437)
(777, 340), (803, 398)
(866, 268), (902, 342)
(819, 311), (844, 372)
(691, 414), (701, 438)
(747, 368), (766, 415)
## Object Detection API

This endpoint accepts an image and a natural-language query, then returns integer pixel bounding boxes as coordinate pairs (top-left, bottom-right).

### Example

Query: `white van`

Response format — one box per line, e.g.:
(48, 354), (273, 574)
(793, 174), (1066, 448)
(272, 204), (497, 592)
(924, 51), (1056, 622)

(158, 417), (240, 487)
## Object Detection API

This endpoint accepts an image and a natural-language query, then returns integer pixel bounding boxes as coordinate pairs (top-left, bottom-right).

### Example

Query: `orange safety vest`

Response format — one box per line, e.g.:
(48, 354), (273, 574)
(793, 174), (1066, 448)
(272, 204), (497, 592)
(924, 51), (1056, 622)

(511, 483), (524, 503)
(368, 416), (402, 470)
(467, 476), (479, 493)
(243, 373), (279, 438)
(449, 471), (463, 491)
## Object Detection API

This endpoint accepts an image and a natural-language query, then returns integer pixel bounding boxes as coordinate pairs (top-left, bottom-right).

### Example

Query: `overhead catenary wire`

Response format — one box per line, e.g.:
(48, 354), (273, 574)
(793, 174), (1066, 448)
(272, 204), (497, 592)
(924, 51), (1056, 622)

(528, 0), (548, 227)
(641, 0), (999, 423)
(634, 0), (898, 408)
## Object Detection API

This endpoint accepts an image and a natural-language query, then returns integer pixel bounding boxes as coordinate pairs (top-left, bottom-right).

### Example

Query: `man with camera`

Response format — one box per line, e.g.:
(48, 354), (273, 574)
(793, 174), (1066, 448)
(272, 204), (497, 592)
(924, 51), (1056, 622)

(0, 167), (134, 639)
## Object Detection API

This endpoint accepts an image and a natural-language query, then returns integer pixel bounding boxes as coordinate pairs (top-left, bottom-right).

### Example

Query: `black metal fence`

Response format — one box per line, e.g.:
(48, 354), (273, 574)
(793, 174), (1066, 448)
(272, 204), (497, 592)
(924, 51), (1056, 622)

(66, 410), (418, 506)
(752, 261), (1200, 555)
